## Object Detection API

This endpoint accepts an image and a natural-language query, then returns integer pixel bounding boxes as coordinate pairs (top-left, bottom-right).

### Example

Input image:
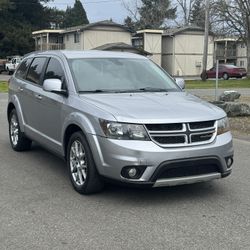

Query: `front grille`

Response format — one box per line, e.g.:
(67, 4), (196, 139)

(189, 121), (215, 130)
(158, 164), (219, 179)
(145, 120), (216, 147)
(153, 136), (186, 144)
(150, 158), (222, 182)
(146, 123), (183, 131)
(191, 133), (214, 143)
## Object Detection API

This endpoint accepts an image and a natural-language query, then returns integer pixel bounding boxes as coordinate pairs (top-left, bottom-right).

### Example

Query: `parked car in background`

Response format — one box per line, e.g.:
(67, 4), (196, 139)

(0, 62), (5, 74)
(7, 51), (233, 194)
(202, 64), (247, 80)
(5, 56), (22, 75)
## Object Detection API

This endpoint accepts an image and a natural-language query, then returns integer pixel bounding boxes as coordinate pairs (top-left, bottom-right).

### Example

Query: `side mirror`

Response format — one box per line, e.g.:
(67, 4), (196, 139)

(43, 79), (68, 96)
(175, 78), (185, 90)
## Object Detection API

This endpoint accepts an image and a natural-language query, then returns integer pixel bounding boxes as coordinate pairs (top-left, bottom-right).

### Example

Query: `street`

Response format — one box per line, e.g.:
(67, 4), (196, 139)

(0, 93), (250, 249)
(0, 72), (11, 82)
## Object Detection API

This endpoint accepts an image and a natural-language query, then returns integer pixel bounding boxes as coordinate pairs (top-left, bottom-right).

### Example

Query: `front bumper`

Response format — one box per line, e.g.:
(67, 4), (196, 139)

(88, 131), (233, 187)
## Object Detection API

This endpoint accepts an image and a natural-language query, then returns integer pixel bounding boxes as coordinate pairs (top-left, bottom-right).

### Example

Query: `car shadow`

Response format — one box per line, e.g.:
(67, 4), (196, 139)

(14, 142), (229, 205)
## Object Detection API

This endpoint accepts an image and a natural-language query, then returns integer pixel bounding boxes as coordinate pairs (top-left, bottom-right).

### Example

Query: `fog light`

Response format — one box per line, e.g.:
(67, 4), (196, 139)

(121, 166), (146, 179)
(225, 157), (233, 168)
(128, 168), (137, 178)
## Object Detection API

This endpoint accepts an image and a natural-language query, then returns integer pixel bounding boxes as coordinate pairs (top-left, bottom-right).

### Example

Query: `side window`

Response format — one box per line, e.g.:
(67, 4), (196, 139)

(15, 58), (32, 80)
(26, 57), (47, 85)
(44, 58), (66, 89)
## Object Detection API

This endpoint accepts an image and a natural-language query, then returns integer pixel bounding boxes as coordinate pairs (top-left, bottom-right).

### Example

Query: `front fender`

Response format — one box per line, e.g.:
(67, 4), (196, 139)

(62, 112), (97, 138)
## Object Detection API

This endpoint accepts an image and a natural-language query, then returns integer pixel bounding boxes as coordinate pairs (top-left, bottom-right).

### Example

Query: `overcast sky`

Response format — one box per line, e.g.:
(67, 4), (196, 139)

(46, 0), (129, 24)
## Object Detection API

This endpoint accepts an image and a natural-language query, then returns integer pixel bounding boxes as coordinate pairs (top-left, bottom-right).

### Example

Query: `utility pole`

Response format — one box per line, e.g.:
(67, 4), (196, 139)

(201, 0), (209, 81)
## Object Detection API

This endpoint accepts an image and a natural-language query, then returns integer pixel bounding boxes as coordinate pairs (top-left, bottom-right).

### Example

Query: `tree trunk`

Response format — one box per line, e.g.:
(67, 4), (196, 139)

(201, 0), (209, 81)
(247, 17), (250, 78)
(247, 38), (250, 78)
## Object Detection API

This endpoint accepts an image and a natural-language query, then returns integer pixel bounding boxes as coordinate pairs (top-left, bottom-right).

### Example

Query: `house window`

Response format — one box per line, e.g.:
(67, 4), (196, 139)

(240, 60), (244, 67)
(241, 43), (245, 48)
(74, 33), (80, 43)
(66, 35), (69, 41)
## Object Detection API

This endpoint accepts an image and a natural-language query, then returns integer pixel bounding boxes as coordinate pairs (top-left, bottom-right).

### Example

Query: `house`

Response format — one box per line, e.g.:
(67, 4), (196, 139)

(93, 42), (152, 56)
(214, 37), (247, 68)
(32, 29), (64, 50)
(32, 22), (220, 77)
(132, 29), (164, 66)
(32, 20), (132, 51)
(161, 26), (214, 77)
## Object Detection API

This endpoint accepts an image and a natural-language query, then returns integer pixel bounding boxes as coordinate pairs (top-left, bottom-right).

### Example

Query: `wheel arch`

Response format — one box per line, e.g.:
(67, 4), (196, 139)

(63, 124), (84, 160)
(7, 102), (15, 121)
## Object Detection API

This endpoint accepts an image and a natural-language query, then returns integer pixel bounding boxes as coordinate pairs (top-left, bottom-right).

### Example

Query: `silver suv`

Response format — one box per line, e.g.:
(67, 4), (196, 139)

(7, 51), (234, 194)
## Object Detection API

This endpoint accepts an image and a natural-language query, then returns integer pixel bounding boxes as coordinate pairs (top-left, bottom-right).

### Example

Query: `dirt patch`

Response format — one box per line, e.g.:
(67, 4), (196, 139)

(229, 117), (250, 141)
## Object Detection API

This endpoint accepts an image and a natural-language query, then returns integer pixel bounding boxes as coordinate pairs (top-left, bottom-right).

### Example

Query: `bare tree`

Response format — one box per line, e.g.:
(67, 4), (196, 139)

(122, 0), (141, 23)
(201, 0), (209, 81)
(213, 0), (250, 76)
(174, 0), (196, 26)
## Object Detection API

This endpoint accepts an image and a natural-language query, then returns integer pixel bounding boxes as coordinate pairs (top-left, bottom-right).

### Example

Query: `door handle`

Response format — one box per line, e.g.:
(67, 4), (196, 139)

(35, 94), (42, 100)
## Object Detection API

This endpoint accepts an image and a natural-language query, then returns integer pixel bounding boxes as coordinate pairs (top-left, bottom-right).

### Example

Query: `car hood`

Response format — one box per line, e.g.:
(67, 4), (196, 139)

(80, 91), (226, 123)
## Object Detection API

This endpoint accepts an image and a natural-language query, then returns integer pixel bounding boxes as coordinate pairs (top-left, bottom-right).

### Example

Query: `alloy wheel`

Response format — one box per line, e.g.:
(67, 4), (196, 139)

(10, 114), (19, 146)
(69, 140), (88, 186)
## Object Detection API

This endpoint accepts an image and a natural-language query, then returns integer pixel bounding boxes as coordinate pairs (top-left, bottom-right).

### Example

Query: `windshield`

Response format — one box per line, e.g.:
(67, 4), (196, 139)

(69, 58), (180, 93)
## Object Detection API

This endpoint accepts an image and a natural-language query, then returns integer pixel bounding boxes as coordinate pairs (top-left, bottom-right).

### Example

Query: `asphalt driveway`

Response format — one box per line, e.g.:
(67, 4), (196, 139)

(0, 93), (250, 249)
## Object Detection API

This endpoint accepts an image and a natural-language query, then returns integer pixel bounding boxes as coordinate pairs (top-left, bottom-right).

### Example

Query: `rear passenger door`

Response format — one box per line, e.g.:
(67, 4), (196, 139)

(14, 58), (33, 124)
(22, 57), (48, 132)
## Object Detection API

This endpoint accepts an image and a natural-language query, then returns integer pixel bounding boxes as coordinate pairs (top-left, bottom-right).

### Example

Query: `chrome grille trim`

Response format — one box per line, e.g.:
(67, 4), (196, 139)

(145, 121), (217, 148)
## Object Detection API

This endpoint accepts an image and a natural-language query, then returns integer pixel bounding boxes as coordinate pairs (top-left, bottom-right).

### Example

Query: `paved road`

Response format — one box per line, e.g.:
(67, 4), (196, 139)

(187, 88), (250, 98)
(0, 72), (11, 82)
(0, 93), (250, 249)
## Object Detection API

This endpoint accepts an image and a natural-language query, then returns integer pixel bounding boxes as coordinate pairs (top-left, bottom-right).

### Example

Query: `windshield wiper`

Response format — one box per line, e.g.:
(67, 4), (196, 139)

(79, 89), (111, 93)
(137, 87), (168, 92)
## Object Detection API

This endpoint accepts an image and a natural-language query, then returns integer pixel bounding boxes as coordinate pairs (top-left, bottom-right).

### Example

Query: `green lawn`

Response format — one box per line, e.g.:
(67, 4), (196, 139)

(0, 81), (8, 92)
(186, 78), (250, 89)
(1, 79), (250, 92)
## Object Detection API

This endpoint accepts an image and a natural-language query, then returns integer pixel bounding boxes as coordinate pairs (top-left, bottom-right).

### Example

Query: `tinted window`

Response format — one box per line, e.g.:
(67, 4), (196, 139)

(15, 58), (32, 80)
(44, 58), (66, 89)
(26, 57), (47, 85)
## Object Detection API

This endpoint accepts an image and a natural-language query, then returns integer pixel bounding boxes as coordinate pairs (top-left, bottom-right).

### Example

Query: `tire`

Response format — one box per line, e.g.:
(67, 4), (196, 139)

(200, 73), (208, 80)
(67, 131), (104, 194)
(223, 73), (229, 80)
(9, 109), (32, 151)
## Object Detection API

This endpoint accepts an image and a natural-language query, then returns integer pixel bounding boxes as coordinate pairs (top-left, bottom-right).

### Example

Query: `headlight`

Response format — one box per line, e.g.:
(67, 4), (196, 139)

(100, 120), (150, 140)
(217, 117), (230, 135)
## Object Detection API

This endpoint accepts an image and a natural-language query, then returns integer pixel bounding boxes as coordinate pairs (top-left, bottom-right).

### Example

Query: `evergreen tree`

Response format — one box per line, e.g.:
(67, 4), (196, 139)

(45, 7), (65, 29)
(0, 0), (52, 57)
(138, 0), (176, 29)
(63, 0), (89, 28)
(190, 0), (205, 28)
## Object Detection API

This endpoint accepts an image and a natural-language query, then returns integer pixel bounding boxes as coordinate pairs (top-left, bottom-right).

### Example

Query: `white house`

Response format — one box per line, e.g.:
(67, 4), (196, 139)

(32, 20), (132, 51)
(214, 37), (247, 68)
(161, 26), (214, 77)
